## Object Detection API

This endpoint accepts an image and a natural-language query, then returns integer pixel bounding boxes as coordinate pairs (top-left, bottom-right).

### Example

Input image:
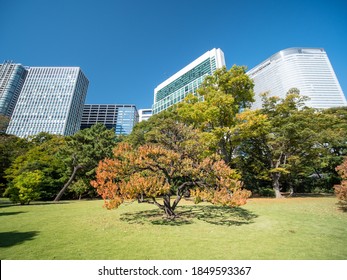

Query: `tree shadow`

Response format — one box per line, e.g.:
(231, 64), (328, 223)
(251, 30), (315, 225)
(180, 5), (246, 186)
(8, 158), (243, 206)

(0, 211), (27, 217)
(0, 231), (39, 247)
(180, 205), (258, 226)
(337, 202), (347, 212)
(120, 205), (258, 227)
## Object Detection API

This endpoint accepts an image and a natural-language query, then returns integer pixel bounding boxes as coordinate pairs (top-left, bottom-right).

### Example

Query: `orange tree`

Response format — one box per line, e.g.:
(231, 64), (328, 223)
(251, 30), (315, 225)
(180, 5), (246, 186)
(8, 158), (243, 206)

(91, 141), (251, 218)
(335, 157), (347, 204)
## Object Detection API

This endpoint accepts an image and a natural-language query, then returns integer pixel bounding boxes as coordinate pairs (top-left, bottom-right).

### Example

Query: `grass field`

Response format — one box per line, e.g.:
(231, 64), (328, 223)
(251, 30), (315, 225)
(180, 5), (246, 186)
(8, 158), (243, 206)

(0, 196), (346, 260)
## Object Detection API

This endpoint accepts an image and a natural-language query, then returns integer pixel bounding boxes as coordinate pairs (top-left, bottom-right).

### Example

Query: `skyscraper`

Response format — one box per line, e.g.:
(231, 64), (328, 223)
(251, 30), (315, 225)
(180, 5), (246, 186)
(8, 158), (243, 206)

(7, 67), (89, 137)
(81, 104), (138, 135)
(0, 61), (28, 117)
(153, 48), (225, 114)
(247, 48), (347, 109)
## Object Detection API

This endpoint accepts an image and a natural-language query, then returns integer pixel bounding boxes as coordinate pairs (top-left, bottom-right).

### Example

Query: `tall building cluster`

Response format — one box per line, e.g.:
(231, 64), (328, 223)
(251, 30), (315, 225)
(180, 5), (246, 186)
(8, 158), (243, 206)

(1, 47), (346, 138)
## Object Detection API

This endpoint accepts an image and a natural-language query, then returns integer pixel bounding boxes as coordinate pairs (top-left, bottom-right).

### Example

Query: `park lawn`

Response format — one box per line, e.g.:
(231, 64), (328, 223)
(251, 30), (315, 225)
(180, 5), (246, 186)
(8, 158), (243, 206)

(0, 196), (346, 260)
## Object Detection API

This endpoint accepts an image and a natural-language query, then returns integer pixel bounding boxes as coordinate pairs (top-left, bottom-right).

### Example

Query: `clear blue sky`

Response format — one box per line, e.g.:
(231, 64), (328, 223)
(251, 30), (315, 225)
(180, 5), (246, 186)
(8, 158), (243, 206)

(1, 0), (346, 110)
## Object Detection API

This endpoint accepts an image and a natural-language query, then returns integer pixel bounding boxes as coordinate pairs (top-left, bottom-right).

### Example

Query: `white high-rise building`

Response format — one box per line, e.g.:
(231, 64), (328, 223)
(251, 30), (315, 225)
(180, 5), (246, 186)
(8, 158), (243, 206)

(247, 48), (347, 109)
(153, 48), (225, 114)
(138, 109), (152, 122)
(7, 67), (89, 137)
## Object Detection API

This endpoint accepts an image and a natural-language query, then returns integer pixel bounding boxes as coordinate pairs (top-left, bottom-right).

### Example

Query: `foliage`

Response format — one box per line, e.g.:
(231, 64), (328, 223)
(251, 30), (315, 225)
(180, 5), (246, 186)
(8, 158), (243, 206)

(0, 134), (30, 195)
(0, 114), (10, 133)
(175, 65), (255, 164)
(235, 90), (347, 197)
(4, 170), (44, 204)
(68, 178), (90, 200)
(334, 157), (347, 203)
(258, 188), (275, 197)
(54, 123), (116, 201)
(92, 134), (251, 218)
(4, 134), (67, 200)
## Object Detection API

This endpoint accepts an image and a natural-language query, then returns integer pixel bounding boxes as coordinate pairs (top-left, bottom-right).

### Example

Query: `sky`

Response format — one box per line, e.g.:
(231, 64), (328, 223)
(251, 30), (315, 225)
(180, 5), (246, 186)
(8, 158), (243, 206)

(1, 0), (346, 110)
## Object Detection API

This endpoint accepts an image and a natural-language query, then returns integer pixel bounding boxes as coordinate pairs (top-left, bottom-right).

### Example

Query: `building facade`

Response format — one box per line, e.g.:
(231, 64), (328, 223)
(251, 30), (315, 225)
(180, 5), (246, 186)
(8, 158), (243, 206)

(152, 48), (225, 114)
(81, 104), (138, 135)
(247, 48), (347, 109)
(138, 108), (152, 122)
(0, 61), (28, 117)
(7, 67), (89, 137)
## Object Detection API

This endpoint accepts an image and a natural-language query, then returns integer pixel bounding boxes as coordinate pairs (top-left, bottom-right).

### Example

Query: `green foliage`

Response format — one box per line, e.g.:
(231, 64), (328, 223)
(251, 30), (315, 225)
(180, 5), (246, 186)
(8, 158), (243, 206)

(54, 123), (116, 201)
(0, 114), (10, 133)
(68, 178), (90, 200)
(258, 188), (275, 197)
(4, 134), (67, 200)
(175, 65), (255, 164)
(4, 170), (43, 204)
(0, 134), (30, 195)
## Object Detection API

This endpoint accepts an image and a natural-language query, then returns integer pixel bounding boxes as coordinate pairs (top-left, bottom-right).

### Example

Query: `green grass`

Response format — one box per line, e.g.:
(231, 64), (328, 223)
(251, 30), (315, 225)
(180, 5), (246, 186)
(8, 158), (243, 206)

(0, 196), (346, 260)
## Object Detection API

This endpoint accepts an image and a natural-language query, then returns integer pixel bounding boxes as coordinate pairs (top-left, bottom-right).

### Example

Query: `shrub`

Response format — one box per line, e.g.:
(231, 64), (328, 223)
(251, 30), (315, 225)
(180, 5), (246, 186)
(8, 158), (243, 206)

(4, 171), (43, 204)
(258, 188), (275, 197)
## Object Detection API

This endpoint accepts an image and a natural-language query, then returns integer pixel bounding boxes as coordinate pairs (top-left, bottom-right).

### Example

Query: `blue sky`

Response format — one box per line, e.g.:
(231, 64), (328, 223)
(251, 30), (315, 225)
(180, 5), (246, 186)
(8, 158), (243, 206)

(1, 0), (346, 110)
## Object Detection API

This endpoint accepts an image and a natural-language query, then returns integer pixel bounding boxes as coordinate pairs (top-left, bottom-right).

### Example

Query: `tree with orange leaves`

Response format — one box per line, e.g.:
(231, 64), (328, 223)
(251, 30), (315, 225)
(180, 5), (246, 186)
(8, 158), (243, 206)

(92, 125), (251, 218)
(335, 157), (347, 204)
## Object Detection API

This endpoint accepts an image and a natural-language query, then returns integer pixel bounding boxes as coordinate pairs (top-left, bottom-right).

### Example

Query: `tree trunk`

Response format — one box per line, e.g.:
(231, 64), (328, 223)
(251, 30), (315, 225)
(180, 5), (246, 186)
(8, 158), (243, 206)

(272, 172), (283, 198)
(163, 195), (176, 218)
(54, 165), (82, 202)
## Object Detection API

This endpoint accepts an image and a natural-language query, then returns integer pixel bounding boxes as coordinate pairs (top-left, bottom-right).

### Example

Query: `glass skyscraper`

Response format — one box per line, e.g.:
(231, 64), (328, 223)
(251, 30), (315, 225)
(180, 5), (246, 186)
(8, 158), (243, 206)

(6, 67), (89, 137)
(81, 104), (138, 135)
(247, 48), (347, 109)
(153, 48), (225, 114)
(0, 61), (28, 117)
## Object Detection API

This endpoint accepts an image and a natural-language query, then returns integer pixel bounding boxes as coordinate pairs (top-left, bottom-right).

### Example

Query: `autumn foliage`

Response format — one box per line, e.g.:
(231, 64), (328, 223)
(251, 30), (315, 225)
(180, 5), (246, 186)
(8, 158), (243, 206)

(334, 157), (347, 203)
(91, 142), (251, 218)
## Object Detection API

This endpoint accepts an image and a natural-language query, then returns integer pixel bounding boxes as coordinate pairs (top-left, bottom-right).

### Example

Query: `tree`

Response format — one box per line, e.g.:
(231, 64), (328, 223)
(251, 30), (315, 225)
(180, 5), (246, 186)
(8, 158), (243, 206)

(4, 170), (43, 204)
(54, 123), (116, 201)
(334, 157), (347, 204)
(0, 114), (10, 133)
(92, 142), (251, 218)
(4, 133), (67, 200)
(0, 134), (30, 195)
(176, 65), (255, 165)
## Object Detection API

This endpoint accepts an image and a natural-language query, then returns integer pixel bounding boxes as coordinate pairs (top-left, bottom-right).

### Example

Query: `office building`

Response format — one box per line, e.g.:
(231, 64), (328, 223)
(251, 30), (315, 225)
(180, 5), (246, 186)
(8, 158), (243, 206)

(7, 67), (89, 137)
(81, 104), (138, 135)
(247, 48), (347, 109)
(138, 108), (152, 122)
(153, 48), (225, 114)
(0, 61), (28, 117)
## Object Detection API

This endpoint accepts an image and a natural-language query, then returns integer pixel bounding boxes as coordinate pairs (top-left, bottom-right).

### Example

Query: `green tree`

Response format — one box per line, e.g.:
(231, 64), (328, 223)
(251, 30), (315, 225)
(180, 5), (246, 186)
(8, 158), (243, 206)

(176, 65), (255, 165)
(4, 134), (67, 200)
(236, 90), (347, 197)
(0, 134), (30, 195)
(54, 123), (116, 201)
(4, 170), (44, 204)
(0, 114), (10, 133)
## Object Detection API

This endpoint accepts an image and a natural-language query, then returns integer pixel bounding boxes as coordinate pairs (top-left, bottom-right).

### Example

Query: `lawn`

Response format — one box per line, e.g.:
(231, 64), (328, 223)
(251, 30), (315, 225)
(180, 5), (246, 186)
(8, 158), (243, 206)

(0, 196), (346, 260)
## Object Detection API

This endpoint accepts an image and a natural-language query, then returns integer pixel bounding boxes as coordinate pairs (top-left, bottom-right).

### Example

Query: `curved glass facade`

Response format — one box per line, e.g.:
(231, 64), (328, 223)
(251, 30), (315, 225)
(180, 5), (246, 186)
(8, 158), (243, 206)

(247, 48), (347, 109)
(0, 62), (27, 117)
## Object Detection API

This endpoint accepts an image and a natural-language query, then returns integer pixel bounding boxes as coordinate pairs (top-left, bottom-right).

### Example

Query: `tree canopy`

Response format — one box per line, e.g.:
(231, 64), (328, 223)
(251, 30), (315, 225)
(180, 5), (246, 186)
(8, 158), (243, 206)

(92, 121), (251, 218)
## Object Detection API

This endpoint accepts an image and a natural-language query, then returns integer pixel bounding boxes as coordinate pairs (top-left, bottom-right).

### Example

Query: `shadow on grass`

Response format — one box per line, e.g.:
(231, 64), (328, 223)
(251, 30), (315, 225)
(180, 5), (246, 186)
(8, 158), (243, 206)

(0, 211), (27, 217)
(337, 202), (347, 212)
(0, 201), (71, 209)
(120, 205), (258, 227)
(0, 231), (39, 247)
